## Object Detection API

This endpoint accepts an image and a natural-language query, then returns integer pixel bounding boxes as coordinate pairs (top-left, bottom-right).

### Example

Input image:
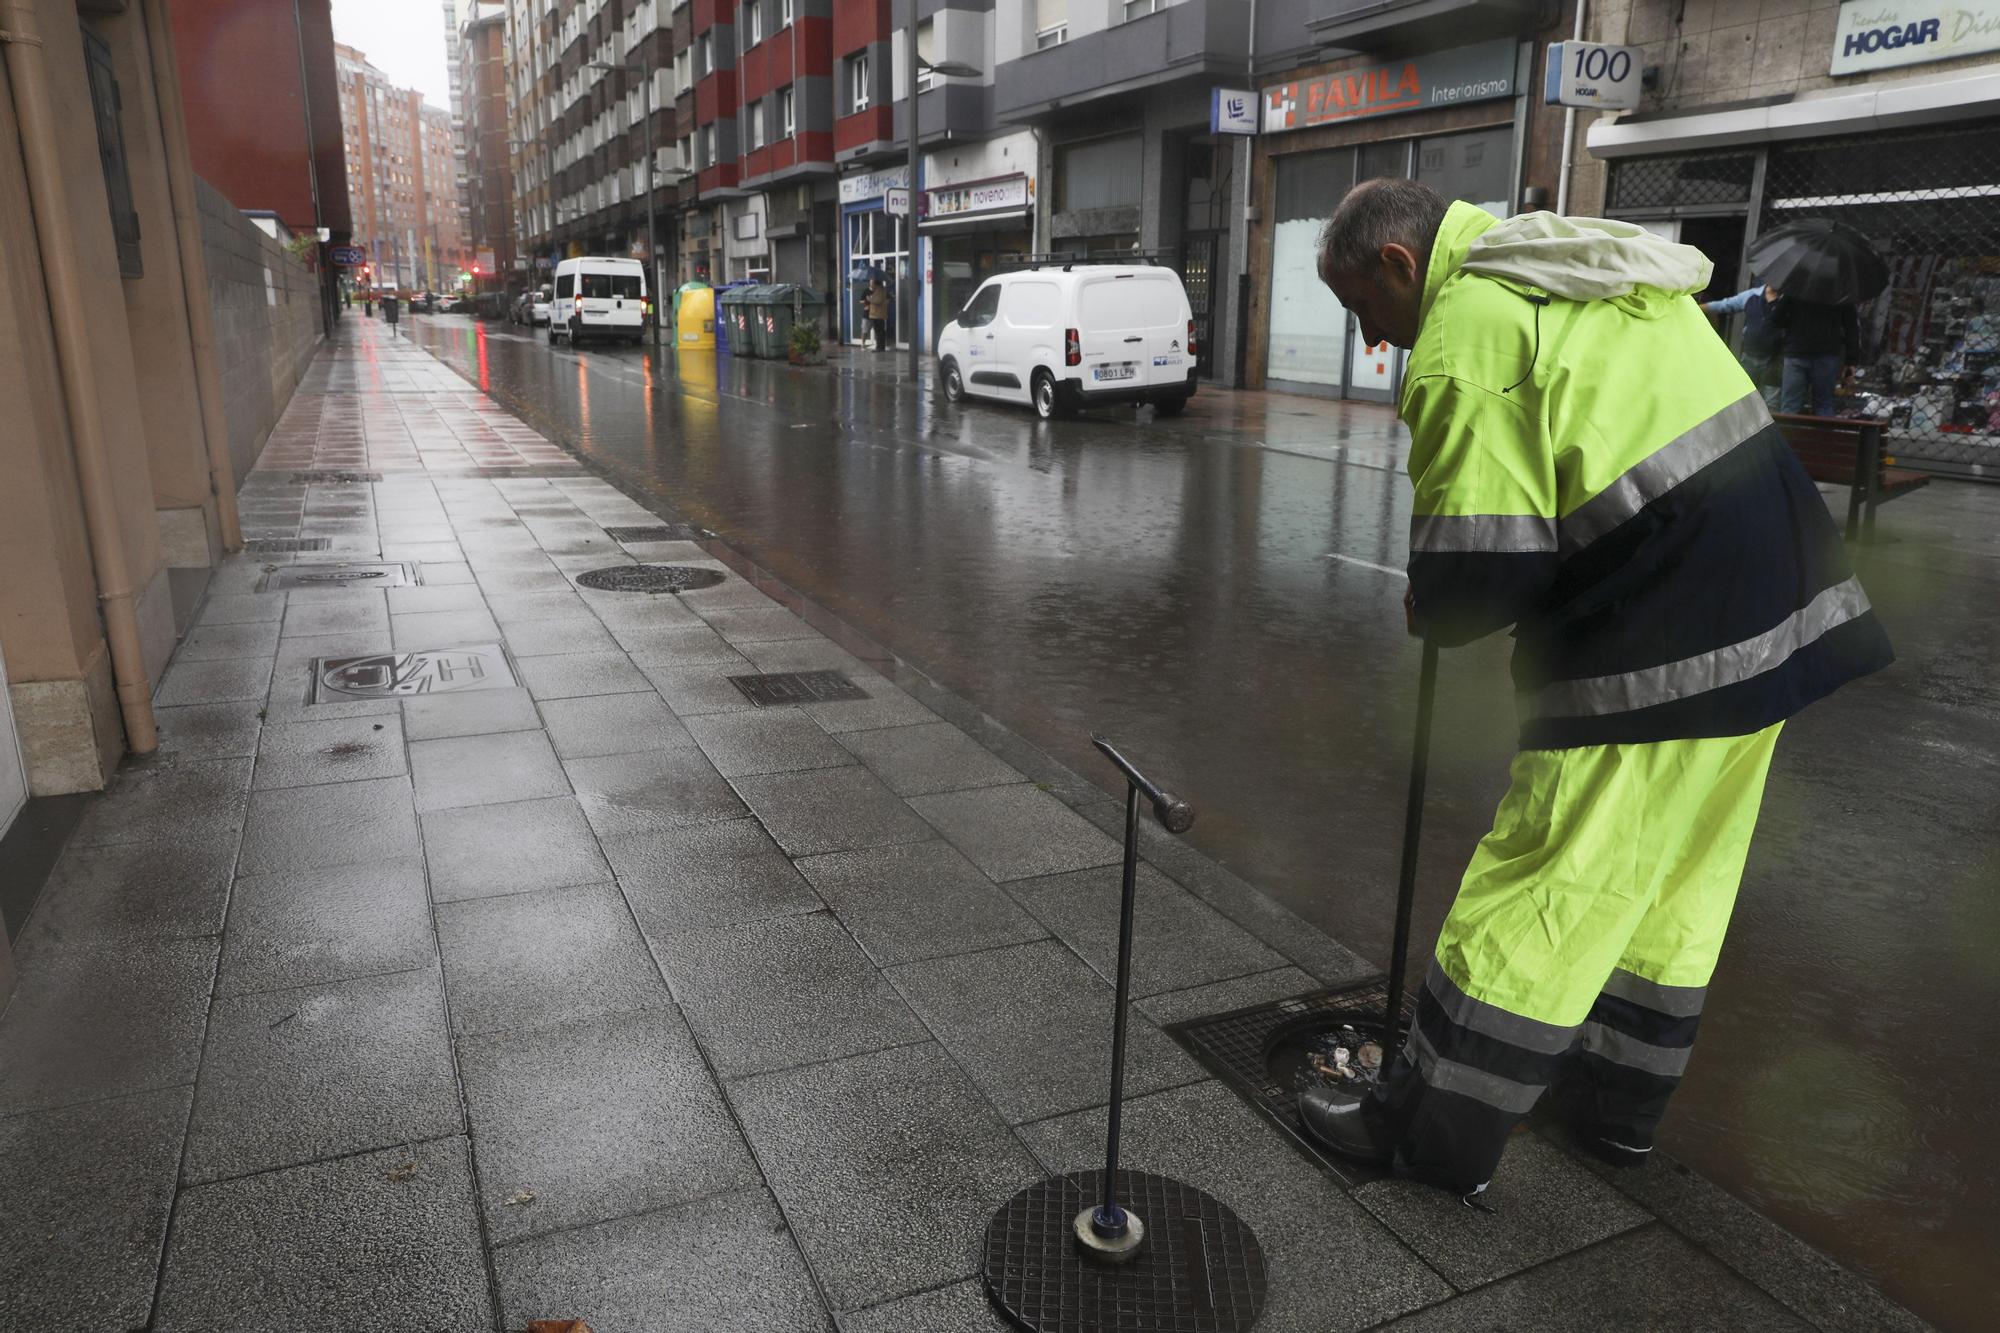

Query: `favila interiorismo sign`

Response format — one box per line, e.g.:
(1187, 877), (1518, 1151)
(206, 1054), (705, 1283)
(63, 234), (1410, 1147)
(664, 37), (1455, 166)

(1263, 39), (1516, 133)
(1832, 1), (2000, 74)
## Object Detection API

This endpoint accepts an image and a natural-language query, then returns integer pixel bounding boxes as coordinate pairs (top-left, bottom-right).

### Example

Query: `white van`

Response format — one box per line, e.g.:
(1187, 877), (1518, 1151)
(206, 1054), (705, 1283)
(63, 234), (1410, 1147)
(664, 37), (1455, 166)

(935, 264), (1197, 419)
(550, 256), (649, 345)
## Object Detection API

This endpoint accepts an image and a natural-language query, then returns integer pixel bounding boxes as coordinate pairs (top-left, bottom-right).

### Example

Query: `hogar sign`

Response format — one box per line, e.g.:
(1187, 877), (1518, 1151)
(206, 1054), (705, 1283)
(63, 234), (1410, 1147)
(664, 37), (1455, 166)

(1832, 2), (2000, 74)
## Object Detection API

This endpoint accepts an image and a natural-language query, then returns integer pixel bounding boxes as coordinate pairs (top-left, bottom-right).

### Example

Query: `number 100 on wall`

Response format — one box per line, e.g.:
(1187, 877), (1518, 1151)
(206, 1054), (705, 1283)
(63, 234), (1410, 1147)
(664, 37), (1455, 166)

(1545, 40), (1643, 111)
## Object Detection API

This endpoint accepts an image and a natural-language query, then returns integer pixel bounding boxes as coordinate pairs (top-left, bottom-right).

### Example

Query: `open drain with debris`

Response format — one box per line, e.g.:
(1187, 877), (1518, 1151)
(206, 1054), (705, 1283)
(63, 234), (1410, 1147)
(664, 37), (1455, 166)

(311, 644), (516, 702)
(289, 470), (384, 484)
(574, 565), (727, 594)
(1164, 978), (1413, 1186)
(602, 524), (704, 543)
(244, 537), (331, 554)
(260, 562), (419, 592)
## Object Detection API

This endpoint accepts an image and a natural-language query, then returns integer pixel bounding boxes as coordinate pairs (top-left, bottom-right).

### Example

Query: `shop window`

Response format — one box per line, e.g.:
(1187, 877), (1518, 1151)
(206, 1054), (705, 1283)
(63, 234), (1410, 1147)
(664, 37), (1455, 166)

(1414, 126), (1512, 219)
(1056, 135), (1141, 213)
(1266, 147), (1357, 388)
(848, 52), (871, 113)
(82, 26), (142, 278)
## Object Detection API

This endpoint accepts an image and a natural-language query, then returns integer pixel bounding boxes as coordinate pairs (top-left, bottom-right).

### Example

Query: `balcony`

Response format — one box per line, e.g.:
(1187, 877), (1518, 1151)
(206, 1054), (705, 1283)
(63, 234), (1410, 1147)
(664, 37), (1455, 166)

(1305, 0), (1546, 52)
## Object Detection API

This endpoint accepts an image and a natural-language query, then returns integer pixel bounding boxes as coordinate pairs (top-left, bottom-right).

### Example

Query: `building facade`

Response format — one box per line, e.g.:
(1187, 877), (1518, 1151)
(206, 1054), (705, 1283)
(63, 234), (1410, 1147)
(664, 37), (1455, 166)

(1579, 0), (2000, 479)
(334, 43), (468, 292)
(463, 5), (518, 290)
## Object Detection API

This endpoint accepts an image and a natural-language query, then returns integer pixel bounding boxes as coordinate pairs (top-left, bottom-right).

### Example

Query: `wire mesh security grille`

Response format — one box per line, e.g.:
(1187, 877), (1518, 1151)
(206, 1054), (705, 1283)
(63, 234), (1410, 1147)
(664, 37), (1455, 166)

(1761, 121), (2000, 476)
(1607, 149), (1756, 213)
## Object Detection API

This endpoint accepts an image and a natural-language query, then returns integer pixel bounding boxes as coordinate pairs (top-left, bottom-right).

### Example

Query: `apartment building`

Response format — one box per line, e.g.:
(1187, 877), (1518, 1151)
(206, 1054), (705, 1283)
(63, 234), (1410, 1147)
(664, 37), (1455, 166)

(334, 43), (468, 291)
(444, 0), (474, 253)
(463, 5), (518, 289)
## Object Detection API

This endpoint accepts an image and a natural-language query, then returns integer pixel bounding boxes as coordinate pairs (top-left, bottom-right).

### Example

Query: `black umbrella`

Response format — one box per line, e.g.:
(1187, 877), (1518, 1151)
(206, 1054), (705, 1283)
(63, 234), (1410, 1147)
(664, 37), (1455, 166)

(1747, 218), (1889, 305)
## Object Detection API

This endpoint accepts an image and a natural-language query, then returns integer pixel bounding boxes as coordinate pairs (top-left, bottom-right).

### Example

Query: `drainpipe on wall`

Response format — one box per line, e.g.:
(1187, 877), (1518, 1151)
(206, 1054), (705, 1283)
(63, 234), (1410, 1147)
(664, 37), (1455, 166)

(139, 0), (241, 553)
(1555, 0), (1587, 215)
(2, 0), (161, 755)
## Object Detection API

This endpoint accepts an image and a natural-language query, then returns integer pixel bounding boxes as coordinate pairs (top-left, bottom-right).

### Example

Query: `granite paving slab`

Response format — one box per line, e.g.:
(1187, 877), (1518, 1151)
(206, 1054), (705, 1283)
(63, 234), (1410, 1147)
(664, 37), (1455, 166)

(658, 910), (927, 1077)
(728, 1041), (1044, 1312)
(421, 796), (610, 901)
(685, 708), (854, 777)
(154, 1138), (490, 1333)
(836, 722), (1024, 797)
(435, 881), (671, 1035)
(516, 650), (654, 700)
(835, 1280), (1014, 1333)
(154, 654), (276, 706)
(493, 1189), (831, 1333)
(409, 730), (570, 811)
(178, 618), (283, 661)
(401, 685), (543, 740)
(17, 837), (234, 949)
(732, 765), (933, 857)
(71, 756), (252, 848)
(886, 938), (1201, 1124)
(795, 839), (1046, 967)
(603, 817), (824, 936)
(541, 691), (694, 759)
(457, 1008), (760, 1244)
(182, 966), (462, 1182)
(215, 858), (435, 996)
(390, 608), (505, 649)
(0, 1087), (192, 1333)
(237, 774), (421, 876)
(153, 700), (266, 760)
(906, 783), (1121, 882)
(633, 659), (761, 715)
(564, 747), (748, 838)
(252, 714), (407, 789)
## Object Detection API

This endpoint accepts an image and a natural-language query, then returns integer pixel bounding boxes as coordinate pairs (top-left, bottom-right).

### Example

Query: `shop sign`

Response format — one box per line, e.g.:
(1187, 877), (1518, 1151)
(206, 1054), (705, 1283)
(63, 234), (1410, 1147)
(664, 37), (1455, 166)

(1210, 88), (1258, 135)
(1544, 41), (1642, 110)
(1831, 1), (2000, 74)
(926, 175), (1028, 218)
(329, 245), (367, 266)
(885, 187), (911, 217)
(839, 166), (910, 204)
(1263, 39), (1516, 133)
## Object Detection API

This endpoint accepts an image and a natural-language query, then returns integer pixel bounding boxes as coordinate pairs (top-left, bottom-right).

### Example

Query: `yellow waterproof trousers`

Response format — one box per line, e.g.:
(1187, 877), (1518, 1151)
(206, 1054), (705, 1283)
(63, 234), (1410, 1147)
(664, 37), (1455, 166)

(1376, 723), (1783, 1189)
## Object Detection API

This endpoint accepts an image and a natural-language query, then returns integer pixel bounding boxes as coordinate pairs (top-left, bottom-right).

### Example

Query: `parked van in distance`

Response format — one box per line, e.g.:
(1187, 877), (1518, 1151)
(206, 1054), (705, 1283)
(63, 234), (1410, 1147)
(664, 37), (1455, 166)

(550, 256), (649, 345)
(934, 263), (1197, 420)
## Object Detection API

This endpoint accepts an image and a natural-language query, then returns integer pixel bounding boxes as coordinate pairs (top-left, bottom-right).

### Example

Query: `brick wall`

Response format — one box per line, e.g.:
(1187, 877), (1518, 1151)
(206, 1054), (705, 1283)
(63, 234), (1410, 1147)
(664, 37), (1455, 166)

(195, 178), (322, 480)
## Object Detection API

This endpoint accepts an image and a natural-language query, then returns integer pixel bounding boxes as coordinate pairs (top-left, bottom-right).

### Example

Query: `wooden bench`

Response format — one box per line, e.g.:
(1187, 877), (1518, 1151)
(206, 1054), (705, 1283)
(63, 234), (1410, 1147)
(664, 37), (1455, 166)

(1772, 413), (1930, 541)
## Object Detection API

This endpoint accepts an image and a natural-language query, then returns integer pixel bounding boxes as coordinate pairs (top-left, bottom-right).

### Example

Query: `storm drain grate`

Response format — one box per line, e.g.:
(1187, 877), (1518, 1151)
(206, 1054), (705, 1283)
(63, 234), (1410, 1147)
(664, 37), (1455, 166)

(1165, 979), (1413, 1186)
(290, 471), (383, 484)
(244, 537), (331, 553)
(312, 643), (515, 702)
(575, 564), (727, 594)
(603, 524), (703, 543)
(728, 671), (870, 707)
(261, 562), (419, 592)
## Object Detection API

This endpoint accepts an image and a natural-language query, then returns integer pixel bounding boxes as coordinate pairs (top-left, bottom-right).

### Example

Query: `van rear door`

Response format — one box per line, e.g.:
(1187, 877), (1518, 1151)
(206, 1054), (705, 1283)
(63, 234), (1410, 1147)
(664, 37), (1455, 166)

(1134, 273), (1191, 389)
(1074, 275), (1153, 391)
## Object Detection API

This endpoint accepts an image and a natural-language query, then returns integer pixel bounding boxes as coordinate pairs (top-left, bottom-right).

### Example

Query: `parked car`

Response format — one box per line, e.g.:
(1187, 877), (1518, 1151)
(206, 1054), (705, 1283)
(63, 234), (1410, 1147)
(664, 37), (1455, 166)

(411, 291), (437, 314)
(935, 264), (1198, 419)
(445, 293), (474, 314)
(549, 256), (648, 346)
(530, 287), (553, 326)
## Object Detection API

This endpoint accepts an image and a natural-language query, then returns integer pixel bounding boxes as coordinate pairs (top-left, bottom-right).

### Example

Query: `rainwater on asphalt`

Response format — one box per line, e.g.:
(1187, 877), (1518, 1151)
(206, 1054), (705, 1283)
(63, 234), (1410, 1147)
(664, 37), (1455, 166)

(408, 315), (1999, 1329)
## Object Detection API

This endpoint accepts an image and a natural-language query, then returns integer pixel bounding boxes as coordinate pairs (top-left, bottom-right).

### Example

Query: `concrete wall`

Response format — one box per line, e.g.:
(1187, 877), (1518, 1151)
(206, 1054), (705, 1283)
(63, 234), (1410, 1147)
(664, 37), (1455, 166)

(196, 177), (323, 484)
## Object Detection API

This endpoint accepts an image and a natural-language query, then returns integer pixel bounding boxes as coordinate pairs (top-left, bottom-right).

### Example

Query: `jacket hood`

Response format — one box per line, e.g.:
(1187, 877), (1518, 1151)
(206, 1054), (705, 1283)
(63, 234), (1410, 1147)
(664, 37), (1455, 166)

(1456, 210), (1714, 319)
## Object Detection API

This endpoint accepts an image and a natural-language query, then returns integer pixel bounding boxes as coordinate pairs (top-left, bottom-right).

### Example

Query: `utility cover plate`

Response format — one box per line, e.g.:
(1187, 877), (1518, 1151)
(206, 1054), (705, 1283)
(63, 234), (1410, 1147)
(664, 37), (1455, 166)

(261, 562), (419, 592)
(728, 671), (870, 707)
(312, 643), (515, 702)
(574, 564), (728, 593)
(603, 524), (703, 543)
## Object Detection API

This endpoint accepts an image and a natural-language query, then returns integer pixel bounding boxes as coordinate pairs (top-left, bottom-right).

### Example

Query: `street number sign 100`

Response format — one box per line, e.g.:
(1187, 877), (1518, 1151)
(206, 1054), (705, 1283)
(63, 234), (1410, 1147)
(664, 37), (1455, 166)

(1572, 45), (1631, 85)
(1544, 40), (1642, 111)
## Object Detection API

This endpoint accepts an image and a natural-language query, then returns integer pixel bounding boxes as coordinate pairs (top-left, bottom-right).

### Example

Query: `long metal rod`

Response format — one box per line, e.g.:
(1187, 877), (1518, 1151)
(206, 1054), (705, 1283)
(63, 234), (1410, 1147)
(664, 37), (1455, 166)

(1095, 780), (1144, 1232)
(1383, 639), (1440, 1054)
(904, 0), (920, 380)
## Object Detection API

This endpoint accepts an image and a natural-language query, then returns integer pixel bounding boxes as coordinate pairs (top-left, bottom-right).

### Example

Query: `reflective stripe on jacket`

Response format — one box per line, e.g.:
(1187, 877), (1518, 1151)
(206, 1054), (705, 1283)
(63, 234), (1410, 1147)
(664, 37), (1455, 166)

(1401, 203), (1893, 749)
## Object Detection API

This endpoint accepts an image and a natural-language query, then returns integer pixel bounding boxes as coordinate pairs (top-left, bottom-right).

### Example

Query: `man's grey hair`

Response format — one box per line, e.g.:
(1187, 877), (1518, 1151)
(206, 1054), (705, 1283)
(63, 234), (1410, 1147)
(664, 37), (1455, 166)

(1317, 178), (1451, 282)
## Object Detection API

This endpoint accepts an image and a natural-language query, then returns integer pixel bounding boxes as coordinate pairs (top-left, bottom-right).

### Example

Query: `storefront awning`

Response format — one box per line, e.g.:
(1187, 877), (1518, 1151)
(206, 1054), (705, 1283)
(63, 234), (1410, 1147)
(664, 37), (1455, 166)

(919, 208), (1030, 232)
(1586, 67), (2000, 159)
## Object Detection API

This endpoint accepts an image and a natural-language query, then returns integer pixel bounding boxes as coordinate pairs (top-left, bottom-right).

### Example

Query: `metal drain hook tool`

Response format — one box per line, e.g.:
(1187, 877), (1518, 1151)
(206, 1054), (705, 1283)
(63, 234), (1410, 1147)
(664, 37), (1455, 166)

(1077, 736), (1195, 1262)
(1381, 639), (1440, 1072)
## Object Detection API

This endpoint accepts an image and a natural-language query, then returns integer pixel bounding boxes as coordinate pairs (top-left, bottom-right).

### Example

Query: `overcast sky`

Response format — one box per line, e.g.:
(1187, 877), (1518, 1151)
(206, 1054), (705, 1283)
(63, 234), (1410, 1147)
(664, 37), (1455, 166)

(331, 0), (454, 110)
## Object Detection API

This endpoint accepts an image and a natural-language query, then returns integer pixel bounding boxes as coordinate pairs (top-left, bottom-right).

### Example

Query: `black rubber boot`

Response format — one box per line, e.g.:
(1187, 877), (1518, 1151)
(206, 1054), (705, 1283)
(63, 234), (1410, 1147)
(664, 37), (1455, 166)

(1297, 1086), (1396, 1166)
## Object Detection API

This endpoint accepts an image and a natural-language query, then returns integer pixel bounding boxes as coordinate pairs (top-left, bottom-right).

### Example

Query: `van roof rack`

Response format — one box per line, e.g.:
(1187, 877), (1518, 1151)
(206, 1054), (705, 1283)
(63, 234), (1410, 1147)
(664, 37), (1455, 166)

(996, 249), (1174, 273)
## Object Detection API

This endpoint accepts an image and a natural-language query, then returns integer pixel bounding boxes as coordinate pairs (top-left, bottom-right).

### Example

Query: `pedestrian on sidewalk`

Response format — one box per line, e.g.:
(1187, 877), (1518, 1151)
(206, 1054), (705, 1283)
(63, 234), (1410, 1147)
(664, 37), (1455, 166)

(1301, 180), (1892, 1195)
(1701, 281), (1782, 408)
(1771, 292), (1861, 417)
(863, 279), (891, 352)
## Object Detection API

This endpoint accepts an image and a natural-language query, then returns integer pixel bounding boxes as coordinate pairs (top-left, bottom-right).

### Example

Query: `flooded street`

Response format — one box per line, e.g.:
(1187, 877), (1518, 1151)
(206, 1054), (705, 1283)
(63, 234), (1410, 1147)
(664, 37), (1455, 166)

(408, 314), (1998, 1328)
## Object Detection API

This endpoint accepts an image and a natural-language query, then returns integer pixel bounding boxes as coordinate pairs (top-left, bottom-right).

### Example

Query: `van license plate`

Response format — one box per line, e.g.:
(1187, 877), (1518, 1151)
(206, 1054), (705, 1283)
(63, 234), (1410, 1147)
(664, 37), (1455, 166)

(1095, 363), (1135, 382)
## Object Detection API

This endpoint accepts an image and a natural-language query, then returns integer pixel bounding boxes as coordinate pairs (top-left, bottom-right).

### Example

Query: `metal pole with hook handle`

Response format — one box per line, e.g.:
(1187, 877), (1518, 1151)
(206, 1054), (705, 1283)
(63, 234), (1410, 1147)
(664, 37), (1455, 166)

(1382, 639), (1440, 1069)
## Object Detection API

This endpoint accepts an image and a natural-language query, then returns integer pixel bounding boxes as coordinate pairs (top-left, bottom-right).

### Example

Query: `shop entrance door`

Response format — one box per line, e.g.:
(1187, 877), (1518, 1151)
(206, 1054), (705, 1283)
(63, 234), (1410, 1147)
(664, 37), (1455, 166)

(844, 208), (908, 347)
(1180, 231), (1219, 378)
(0, 643), (24, 841)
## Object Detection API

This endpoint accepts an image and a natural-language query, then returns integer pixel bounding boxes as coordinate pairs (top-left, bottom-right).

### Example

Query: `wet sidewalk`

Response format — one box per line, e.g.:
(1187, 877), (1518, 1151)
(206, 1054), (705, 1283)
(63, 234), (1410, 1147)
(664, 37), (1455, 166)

(0, 316), (1931, 1331)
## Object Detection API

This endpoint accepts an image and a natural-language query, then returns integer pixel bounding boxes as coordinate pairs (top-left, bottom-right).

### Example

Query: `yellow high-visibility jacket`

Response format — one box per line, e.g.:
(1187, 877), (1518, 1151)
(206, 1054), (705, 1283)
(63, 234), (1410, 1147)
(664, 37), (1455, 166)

(1401, 203), (1892, 749)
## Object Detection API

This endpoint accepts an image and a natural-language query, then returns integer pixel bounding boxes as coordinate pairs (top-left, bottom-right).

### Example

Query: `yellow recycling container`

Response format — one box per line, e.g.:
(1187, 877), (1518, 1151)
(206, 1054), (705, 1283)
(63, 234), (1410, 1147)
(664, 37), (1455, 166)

(676, 286), (717, 349)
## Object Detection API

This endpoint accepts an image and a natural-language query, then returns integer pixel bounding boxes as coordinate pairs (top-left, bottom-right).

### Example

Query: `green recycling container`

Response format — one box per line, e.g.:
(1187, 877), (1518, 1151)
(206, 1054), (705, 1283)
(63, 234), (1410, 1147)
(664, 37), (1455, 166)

(742, 283), (829, 359)
(716, 284), (763, 355)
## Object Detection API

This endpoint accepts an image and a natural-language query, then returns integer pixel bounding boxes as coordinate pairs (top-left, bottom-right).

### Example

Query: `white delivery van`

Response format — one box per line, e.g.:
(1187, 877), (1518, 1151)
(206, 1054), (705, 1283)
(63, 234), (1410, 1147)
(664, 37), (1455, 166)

(934, 263), (1197, 420)
(550, 256), (650, 345)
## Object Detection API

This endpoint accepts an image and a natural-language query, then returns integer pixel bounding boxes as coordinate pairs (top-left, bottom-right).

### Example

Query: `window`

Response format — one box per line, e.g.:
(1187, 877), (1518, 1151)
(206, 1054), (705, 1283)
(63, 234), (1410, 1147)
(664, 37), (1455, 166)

(750, 101), (766, 150)
(958, 283), (1001, 328)
(781, 0), (793, 23)
(1122, 0), (1159, 19)
(697, 33), (711, 75)
(1035, 0), (1067, 48)
(675, 47), (692, 90)
(1002, 280), (1060, 329)
(82, 27), (142, 277)
(702, 123), (716, 165)
(745, 0), (762, 46)
(1056, 135), (1142, 212)
(556, 273), (575, 297)
(848, 51), (870, 112)
(780, 86), (795, 137)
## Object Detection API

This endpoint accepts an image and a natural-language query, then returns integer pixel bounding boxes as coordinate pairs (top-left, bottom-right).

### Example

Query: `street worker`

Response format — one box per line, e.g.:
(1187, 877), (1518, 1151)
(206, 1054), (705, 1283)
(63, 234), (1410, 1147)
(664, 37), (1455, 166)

(1300, 179), (1893, 1195)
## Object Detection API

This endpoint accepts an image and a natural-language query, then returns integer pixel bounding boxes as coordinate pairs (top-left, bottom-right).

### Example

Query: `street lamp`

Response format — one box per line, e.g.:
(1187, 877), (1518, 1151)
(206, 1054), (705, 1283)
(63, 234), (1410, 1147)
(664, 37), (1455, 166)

(588, 55), (662, 346)
(902, 32), (982, 380)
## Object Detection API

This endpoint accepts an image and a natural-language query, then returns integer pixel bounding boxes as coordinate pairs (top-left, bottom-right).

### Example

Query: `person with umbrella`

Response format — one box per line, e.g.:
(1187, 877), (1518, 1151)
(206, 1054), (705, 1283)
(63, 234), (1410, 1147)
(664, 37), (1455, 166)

(1296, 180), (1893, 1196)
(1746, 219), (1889, 417)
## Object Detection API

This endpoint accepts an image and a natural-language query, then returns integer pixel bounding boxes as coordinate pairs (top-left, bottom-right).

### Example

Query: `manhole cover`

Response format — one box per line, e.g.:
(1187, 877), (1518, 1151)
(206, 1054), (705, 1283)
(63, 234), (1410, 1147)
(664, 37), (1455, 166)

(1165, 979), (1412, 1186)
(290, 470), (383, 483)
(245, 537), (331, 553)
(603, 524), (703, 543)
(728, 671), (869, 707)
(261, 562), (418, 592)
(982, 1169), (1266, 1333)
(574, 564), (727, 593)
(312, 643), (515, 701)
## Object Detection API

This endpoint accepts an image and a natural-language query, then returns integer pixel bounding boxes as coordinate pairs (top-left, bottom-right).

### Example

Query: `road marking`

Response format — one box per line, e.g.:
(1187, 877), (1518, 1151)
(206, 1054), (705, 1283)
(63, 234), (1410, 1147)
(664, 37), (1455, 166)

(1321, 552), (1403, 576)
